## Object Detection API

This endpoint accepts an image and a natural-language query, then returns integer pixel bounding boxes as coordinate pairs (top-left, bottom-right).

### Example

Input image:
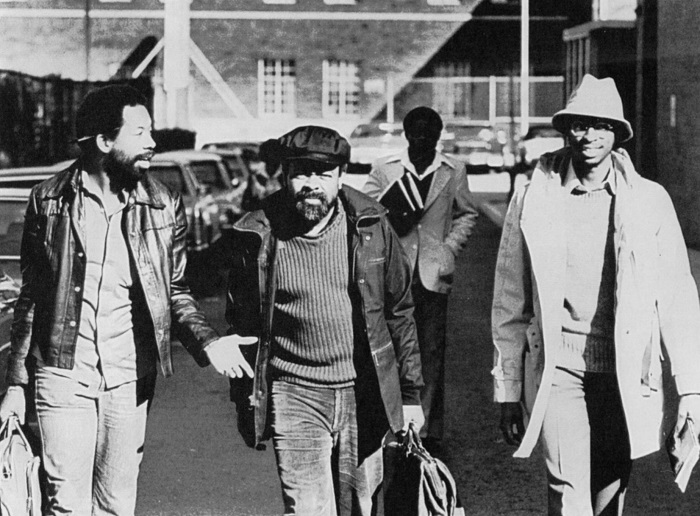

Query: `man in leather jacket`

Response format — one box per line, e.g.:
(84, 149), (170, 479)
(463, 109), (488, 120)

(226, 126), (424, 515)
(0, 85), (253, 515)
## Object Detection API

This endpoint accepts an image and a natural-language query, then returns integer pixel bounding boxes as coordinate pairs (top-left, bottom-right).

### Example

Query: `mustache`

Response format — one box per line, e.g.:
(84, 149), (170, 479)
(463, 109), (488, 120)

(295, 191), (326, 201)
(135, 151), (155, 161)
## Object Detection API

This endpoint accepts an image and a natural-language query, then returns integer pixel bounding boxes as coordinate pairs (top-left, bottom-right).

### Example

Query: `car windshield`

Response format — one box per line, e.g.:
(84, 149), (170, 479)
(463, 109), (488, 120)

(527, 126), (561, 139)
(0, 197), (28, 260)
(350, 123), (400, 139)
(222, 157), (247, 184)
(190, 162), (227, 193)
(149, 166), (188, 195)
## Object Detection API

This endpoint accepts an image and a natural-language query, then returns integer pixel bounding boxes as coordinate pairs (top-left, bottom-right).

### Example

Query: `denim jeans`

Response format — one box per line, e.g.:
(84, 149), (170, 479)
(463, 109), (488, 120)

(35, 366), (155, 516)
(540, 367), (632, 516)
(412, 281), (448, 440)
(271, 380), (383, 516)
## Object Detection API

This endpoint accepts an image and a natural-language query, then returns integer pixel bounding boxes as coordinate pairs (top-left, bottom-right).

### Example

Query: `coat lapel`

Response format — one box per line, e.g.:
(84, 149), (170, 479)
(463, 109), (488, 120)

(423, 164), (450, 210)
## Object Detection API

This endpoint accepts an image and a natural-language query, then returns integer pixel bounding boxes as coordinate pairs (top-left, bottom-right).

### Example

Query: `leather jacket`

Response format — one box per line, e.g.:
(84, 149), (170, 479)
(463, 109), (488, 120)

(7, 162), (218, 386)
(226, 186), (423, 450)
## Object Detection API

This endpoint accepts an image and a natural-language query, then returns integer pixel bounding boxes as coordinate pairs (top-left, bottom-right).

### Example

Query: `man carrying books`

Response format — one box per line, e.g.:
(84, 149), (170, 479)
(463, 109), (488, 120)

(363, 107), (478, 454)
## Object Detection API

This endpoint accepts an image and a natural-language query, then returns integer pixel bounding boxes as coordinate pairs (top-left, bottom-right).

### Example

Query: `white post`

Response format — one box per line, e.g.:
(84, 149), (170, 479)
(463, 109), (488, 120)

(162, 0), (192, 129)
(520, 0), (529, 137)
(387, 73), (395, 124)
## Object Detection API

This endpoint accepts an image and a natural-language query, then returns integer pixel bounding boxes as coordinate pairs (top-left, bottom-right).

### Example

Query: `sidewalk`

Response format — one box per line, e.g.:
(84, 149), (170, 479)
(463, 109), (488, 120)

(476, 195), (700, 288)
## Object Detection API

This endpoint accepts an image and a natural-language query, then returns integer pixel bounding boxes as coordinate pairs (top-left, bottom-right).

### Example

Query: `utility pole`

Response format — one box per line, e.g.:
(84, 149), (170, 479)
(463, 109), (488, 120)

(162, 0), (192, 128)
(520, 0), (529, 138)
(85, 0), (91, 80)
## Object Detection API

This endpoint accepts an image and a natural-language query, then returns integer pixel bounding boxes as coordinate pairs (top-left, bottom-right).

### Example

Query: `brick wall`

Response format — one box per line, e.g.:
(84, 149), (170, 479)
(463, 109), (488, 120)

(657, 0), (700, 247)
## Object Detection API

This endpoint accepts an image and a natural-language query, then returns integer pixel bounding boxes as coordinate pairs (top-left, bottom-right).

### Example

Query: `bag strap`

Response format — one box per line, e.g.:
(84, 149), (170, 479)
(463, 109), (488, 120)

(0, 415), (31, 450)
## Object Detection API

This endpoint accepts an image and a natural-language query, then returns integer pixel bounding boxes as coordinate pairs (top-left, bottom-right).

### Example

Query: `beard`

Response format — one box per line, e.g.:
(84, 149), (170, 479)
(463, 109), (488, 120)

(103, 148), (153, 192)
(293, 191), (336, 224)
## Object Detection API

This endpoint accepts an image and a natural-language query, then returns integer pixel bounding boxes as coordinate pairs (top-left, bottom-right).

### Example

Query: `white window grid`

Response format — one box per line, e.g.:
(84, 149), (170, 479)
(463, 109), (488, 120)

(262, 0), (296, 4)
(322, 60), (360, 118)
(258, 59), (296, 116)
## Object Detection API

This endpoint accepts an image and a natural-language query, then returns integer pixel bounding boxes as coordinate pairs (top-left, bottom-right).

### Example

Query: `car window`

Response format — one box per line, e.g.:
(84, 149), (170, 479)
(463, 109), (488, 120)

(0, 198), (28, 259)
(190, 161), (227, 193)
(148, 166), (188, 195)
(528, 127), (562, 139)
(222, 157), (247, 184)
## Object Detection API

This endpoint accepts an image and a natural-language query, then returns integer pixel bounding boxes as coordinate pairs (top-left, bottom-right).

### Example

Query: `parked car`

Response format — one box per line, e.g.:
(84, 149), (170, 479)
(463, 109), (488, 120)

(152, 150), (246, 232)
(0, 187), (33, 395)
(348, 122), (406, 169)
(443, 123), (515, 173)
(517, 124), (566, 168)
(202, 142), (283, 211)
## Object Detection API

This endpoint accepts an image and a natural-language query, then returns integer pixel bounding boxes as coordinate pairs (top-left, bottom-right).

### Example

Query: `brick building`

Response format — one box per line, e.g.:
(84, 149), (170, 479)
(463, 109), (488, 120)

(0, 0), (576, 145)
(651, 0), (700, 247)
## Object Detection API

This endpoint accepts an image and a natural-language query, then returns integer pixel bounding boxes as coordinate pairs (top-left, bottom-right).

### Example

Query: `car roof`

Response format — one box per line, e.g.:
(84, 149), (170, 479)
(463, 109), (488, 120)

(0, 187), (33, 199)
(153, 150), (224, 163)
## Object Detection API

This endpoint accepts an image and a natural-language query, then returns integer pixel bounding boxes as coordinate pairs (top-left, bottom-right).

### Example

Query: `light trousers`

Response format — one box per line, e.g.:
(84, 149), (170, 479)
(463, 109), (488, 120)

(35, 366), (155, 516)
(541, 367), (632, 516)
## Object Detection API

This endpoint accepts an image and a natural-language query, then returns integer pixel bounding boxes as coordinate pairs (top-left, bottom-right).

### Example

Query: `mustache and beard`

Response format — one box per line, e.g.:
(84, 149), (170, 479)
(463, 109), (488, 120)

(292, 190), (336, 225)
(103, 147), (154, 193)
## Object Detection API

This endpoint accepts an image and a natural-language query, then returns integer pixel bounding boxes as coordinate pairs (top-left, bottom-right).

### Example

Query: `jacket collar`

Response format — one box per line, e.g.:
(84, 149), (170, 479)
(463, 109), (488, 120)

(43, 158), (165, 208)
(531, 147), (639, 193)
(385, 149), (455, 179)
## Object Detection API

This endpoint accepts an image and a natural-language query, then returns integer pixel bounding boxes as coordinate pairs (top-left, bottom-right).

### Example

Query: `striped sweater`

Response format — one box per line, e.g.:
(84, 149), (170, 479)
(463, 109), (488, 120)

(270, 204), (356, 386)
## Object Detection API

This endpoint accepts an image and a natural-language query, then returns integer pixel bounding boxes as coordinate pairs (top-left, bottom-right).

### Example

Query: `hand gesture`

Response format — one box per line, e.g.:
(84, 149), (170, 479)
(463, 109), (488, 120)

(0, 387), (26, 425)
(499, 401), (524, 445)
(204, 335), (259, 379)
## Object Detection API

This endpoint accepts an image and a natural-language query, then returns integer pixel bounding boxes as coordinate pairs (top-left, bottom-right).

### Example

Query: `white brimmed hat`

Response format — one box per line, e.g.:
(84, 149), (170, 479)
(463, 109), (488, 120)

(552, 74), (633, 142)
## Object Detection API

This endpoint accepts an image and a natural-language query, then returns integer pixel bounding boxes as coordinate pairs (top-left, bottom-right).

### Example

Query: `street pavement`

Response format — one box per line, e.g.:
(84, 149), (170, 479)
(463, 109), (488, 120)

(135, 179), (700, 515)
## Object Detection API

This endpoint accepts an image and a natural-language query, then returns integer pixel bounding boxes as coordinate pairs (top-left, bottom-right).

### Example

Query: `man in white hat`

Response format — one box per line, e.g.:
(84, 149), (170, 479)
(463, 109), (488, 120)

(491, 74), (700, 514)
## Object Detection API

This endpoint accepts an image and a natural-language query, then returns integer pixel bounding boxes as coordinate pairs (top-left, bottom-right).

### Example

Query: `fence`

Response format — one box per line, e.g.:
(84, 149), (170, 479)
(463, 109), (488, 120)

(0, 70), (153, 168)
(390, 75), (564, 129)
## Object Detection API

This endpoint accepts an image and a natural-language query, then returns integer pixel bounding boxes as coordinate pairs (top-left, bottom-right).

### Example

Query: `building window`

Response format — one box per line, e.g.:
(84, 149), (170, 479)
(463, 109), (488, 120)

(262, 0), (296, 4)
(427, 0), (460, 5)
(258, 59), (296, 116)
(324, 0), (357, 4)
(99, 0), (132, 3)
(323, 60), (360, 118)
(565, 37), (590, 98)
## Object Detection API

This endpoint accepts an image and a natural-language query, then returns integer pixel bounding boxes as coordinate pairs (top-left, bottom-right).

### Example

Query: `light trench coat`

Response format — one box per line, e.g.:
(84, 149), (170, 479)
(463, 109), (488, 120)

(492, 148), (700, 459)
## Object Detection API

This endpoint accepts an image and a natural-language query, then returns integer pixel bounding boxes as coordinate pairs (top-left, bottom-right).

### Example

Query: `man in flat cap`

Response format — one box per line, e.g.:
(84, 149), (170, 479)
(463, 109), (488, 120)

(363, 106), (478, 453)
(225, 125), (424, 514)
(493, 74), (700, 514)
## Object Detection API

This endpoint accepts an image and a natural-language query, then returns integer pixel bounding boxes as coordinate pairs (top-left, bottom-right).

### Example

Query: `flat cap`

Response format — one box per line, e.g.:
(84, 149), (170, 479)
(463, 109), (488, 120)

(275, 125), (351, 166)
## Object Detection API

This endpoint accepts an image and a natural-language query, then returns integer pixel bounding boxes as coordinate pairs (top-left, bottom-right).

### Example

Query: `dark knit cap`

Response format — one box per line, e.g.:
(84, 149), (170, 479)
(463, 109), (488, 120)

(261, 126), (351, 167)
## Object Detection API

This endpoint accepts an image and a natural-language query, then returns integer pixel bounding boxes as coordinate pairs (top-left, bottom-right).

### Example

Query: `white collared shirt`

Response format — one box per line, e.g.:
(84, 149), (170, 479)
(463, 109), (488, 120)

(385, 149), (455, 180)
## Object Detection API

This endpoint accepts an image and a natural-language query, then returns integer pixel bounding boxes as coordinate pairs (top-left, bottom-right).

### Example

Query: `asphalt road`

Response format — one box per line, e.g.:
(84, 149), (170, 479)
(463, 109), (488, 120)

(134, 209), (700, 515)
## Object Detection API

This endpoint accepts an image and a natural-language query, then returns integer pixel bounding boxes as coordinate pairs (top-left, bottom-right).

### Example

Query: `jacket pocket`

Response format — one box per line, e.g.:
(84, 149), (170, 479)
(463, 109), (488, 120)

(372, 341), (395, 368)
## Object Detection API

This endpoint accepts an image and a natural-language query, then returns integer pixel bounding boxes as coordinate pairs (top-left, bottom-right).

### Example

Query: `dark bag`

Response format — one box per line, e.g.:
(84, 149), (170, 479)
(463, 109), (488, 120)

(0, 416), (41, 516)
(384, 424), (464, 516)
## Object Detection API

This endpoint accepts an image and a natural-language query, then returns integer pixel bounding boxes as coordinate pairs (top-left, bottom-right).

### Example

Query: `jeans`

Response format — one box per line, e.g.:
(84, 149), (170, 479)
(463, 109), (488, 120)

(540, 367), (632, 516)
(412, 281), (448, 440)
(35, 366), (155, 516)
(271, 381), (383, 516)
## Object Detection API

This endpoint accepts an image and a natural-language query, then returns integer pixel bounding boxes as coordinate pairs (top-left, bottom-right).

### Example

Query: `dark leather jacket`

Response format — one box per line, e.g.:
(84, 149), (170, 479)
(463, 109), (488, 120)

(6, 162), (218, 386)
(227, 186), (423, 451)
